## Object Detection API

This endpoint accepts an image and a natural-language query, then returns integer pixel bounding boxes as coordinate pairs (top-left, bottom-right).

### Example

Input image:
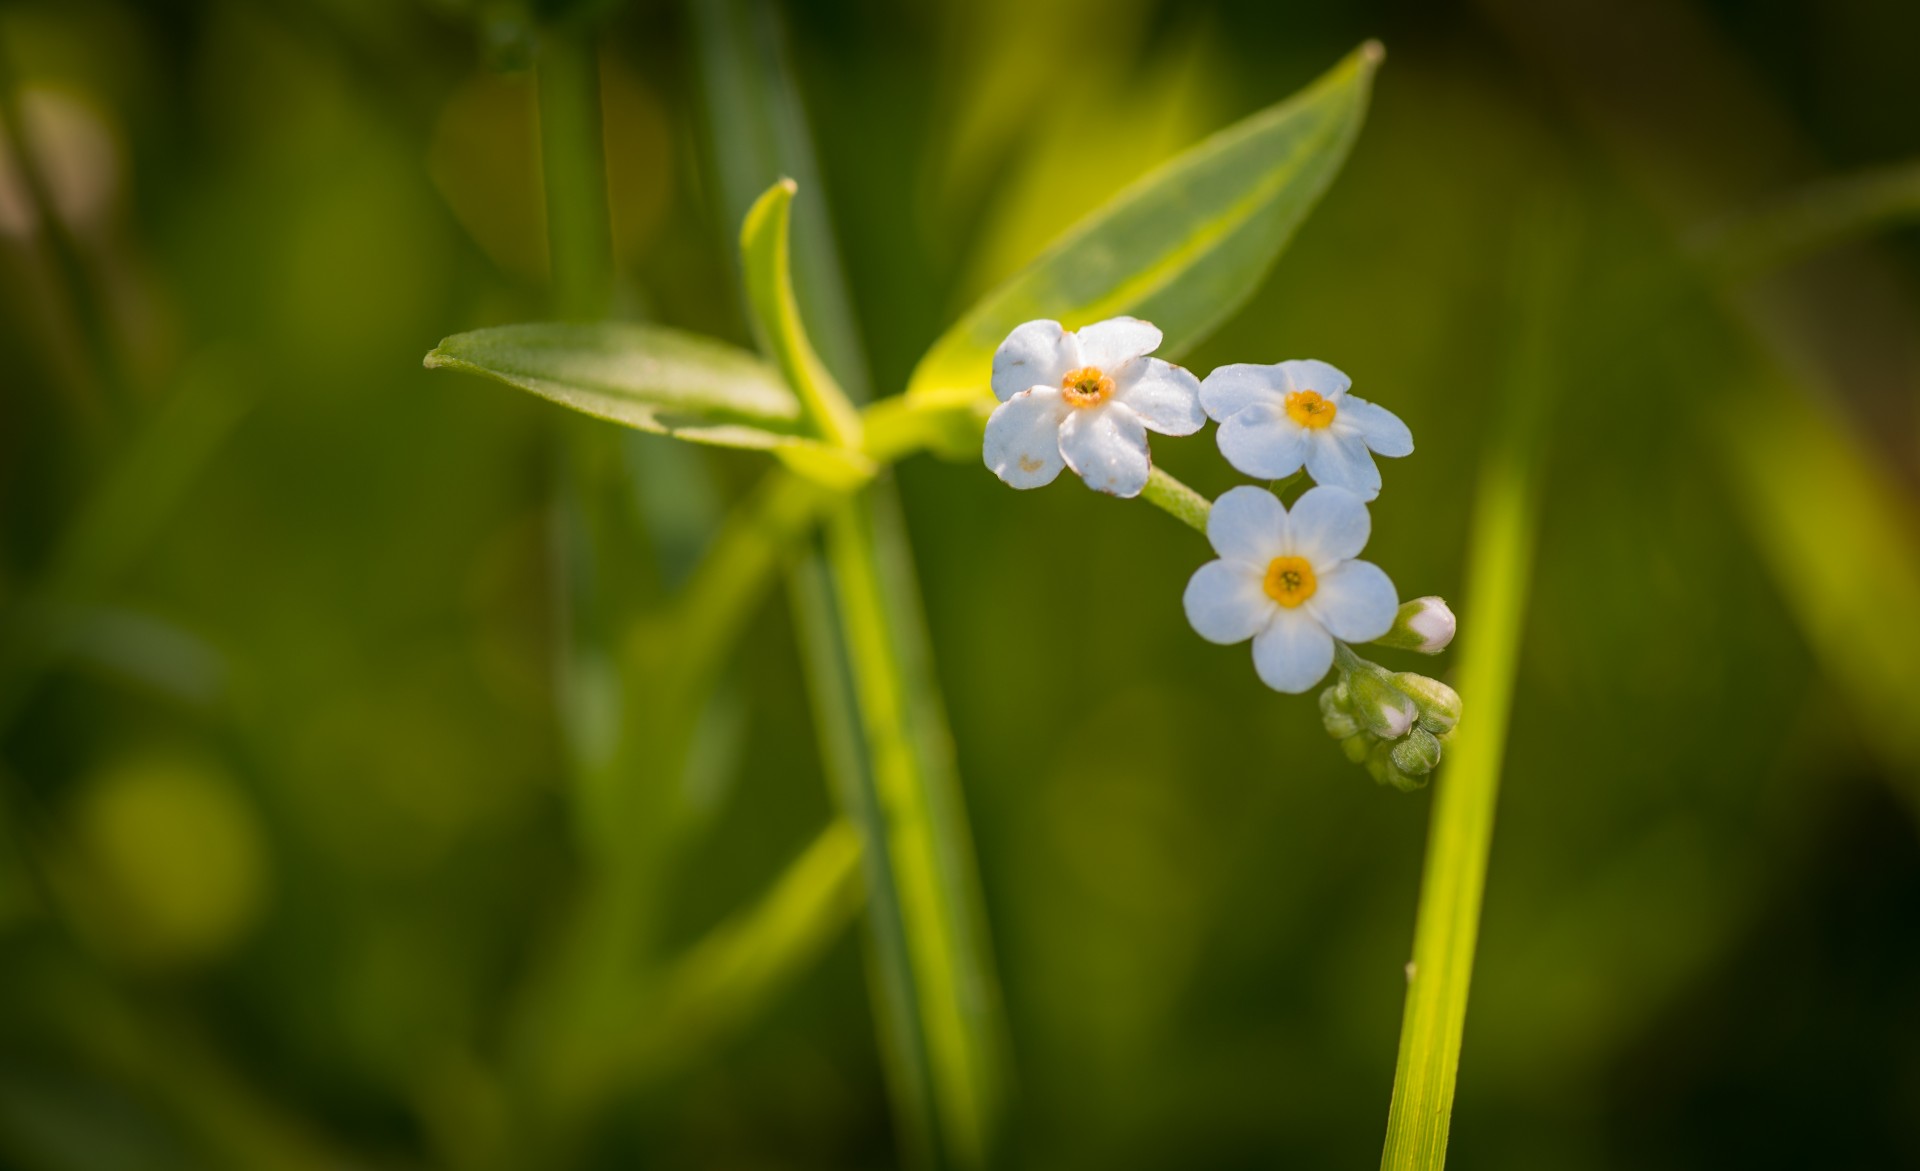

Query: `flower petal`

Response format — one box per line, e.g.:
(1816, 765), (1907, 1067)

(1058, 402), (1150, 497)
(1217, 401), (1309, 480)
(1336, 395), (1413, 457)
(1303, 429), (1383, 500)
(1207, 485), (1289, 567)
(1284, 484), (1372, 564)
(982, 387), (1067, 488)
(991, 319), (1078, 402)
(1198, 362), (1286, 421)
(1307, 559), (1399, 642)
(1115, 358), (1205, 435)
(1073, 316), (1162, 372)
(1278, 359), (1351, 398)
(1183, 560), (1272, 645)
(1251, 608), (1335, 693)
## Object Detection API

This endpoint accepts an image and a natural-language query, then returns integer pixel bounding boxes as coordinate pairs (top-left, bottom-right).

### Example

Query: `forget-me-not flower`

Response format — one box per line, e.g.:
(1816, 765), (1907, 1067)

(984, 317), (1204, 498)
(1184, 484), (1399, 693)
(1198, 360), (1411, 499)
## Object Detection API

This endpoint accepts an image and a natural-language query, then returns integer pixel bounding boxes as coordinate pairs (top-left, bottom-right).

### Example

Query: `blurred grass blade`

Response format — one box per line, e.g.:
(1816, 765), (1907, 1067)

(613, 819), (864, 1084)
(536, 22), (614, 320)
(740, 179), (864, 446)
(692, 0), (870, 398)
(1690, 160), (1920, 278)
(907, 41), (1381, 408)
(1380, 204), (1568, 1169)
(1712, 380), (1920, 784)
(0, 356), (252, 734)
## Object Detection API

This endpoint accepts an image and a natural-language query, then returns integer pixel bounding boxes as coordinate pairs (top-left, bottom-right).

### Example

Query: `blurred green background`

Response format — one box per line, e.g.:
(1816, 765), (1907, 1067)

(4, 0), (1920, 1167)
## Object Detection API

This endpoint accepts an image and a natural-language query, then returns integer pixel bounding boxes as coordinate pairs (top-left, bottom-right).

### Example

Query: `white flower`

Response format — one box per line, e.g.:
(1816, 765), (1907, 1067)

(1183, 485), (1399, 693)
(1198, 360), (1412, 500)
(984, 317), (1204, 498)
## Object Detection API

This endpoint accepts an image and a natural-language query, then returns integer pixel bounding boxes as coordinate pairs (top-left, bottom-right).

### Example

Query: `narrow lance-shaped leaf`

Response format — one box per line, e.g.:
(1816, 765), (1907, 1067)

(908, 41), (1382, 408)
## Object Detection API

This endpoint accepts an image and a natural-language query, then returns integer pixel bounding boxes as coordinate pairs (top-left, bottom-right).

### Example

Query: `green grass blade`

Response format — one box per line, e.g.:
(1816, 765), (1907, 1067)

(608, 818), (865, 1085)
(1379, 206), (1568, 1169)
(908, 41), (1380, 408)
(1691, 160), (1920, 278)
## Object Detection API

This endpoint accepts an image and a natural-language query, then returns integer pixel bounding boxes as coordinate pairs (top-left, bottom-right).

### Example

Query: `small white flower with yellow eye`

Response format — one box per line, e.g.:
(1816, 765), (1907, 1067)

(1199, 360), (1411, 500)
(984, 317), (1205, 498)
(1184, 485), (1399, 693)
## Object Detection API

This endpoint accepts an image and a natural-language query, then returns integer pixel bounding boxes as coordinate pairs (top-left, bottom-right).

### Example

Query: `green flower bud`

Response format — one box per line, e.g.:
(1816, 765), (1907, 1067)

(1345, 664), (1418, 740)
(1371, 596), (1456, 654)
(1319, 686), (1360, 740)
(1390, 728), (1443, 775)
(1365, 740), (1426, 791)
(1340, 733), (1373, 764)
(1390, 672), (1462, 736)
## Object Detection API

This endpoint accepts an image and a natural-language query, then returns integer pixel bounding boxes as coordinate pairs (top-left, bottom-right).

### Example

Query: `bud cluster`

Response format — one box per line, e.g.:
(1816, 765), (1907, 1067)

(1320, 652), (1461, 791)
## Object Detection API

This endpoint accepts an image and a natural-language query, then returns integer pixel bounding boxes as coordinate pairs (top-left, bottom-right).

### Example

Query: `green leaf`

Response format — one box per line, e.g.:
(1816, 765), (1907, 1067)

(427, 321), (806, 449)
(907, 41), (1381, 408)
(739, 179), (865, 448)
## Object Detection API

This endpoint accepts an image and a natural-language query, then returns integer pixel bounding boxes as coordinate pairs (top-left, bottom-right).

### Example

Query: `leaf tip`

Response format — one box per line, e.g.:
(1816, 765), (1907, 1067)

(422, 347), (450, 370)
(1361, 39), (1386, 66)
(777, 176), (798, 195)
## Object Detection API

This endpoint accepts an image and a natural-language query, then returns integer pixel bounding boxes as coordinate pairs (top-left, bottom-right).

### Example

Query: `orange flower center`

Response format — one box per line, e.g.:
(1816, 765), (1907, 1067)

(1060, 366), (1115, 408)
(1263, 556), (1317, 607)
(1285, 389), (1337, 429)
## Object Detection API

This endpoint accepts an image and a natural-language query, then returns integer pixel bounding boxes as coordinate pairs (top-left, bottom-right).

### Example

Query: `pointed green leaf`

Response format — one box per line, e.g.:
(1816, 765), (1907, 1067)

(427, 321), (815, 451)
(739, 179), (865, 448)
(908, 41), (1381, 408)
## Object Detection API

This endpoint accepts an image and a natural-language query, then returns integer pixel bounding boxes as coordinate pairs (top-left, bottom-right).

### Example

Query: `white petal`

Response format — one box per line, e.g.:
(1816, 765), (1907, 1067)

(991, 319), (1078, 403)
(1335, 395), (1413, 457)
(1278, 359), (1351, 398)
(1058, 402), (1150, 497)
(1284, 485), (1371, 564)
(1217, 401), (1309, 480)
(1198, 362), (1286, 421)
(1251, 608), (1335, 694)
(1307, 560), (1398, 643)
(1114, 358), (1204, 435)
(982, 388), (1067, 488)
(1073, 316), (1162, 372)
(1183, 560), (1272, 645)
(1207, 485), (1289, 567)
(1303, 430), (1383, 500)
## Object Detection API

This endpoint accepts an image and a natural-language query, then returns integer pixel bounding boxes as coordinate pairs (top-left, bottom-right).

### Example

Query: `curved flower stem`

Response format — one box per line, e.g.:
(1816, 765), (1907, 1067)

(1140, 467), (1212, 532)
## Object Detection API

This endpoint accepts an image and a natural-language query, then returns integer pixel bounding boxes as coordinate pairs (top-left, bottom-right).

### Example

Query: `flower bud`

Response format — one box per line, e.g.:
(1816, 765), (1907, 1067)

(1345, 665), (1418, 740)
(1319, 686), (1360, 740)
(1340, 733), (1372, 764)
(1366, 740), (1426, 791)
(1371, 596), (1456, 655)
(1390, 728), (1443, 775)
(1390, 672), (1462, 736)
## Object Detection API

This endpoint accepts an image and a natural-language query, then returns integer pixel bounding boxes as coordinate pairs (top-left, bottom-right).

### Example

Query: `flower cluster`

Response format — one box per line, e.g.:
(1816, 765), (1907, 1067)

(985, 315), (1462, 786)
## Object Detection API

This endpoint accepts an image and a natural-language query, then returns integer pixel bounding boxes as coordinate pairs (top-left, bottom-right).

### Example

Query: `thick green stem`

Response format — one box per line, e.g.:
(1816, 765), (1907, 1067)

(1139, 466), (1212, 532)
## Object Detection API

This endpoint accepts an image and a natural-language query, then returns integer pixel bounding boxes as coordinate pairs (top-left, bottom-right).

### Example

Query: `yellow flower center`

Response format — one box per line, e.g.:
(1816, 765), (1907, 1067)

(1263, 556), (1317, 607)
(1060, 366), (1114, 408)
(1285, 389), (1337, 429)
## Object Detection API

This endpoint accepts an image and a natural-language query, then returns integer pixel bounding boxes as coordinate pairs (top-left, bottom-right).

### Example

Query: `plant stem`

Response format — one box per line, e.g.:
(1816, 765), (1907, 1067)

(1140, 466), (1211, 532)
(536, 24), (613, 320)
